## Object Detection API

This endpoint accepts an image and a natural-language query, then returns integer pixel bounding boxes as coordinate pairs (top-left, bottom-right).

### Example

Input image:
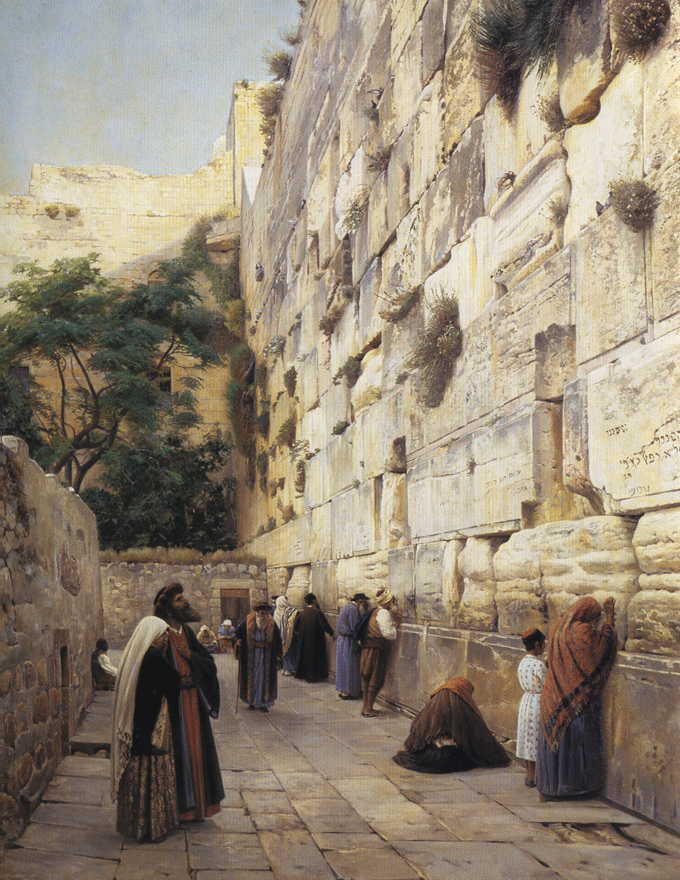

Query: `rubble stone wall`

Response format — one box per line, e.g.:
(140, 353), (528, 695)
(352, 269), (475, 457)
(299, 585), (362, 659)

(0, 437), (102, 842)
(101, 562), (268, 649)
(236, 0), (680, 830)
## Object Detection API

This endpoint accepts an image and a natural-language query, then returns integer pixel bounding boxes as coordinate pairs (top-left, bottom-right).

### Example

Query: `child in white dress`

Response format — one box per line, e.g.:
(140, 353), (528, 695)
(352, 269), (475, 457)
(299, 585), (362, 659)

(516, 628), (547, 787)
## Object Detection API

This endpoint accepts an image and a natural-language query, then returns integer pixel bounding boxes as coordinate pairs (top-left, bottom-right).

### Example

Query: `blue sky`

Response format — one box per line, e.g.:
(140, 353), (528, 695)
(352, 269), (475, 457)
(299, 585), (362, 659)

(1, 0), (299, 194)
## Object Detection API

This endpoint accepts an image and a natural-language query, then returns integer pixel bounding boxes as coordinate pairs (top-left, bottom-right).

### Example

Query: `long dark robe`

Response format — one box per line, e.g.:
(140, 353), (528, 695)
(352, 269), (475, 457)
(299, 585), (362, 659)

(536, 700), (606, 796)
(117, 646), (181, 841)
(294, 606), (334, 682)
(393, 688), (510, 774)
(165, 625), (225, 818)
(234, 614), (283, 705)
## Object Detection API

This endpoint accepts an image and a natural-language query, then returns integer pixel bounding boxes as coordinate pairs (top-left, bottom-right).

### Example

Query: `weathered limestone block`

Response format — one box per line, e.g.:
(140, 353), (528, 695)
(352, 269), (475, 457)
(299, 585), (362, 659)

(390, 0), (428, 67)
(563, 62), (643, 243)
(366, 169), (390, 264)
(534, 323), (575, 402)
(495, 527), (550, 636)
(385, 134), (411, 239)
(574, 209), (647, 365)
(627, 509), (680, 655)
(443, 25), (483, 154)
(330, 303), (360, 380)
(311, 560), (337, 611)
(442, 538), (465, 622)
(423, 217), (494, 330)
(357, 258), (383, 352)
(409, 72), (445, 206)
(380, 472), (409, 548)
(331, 480), (377, 557)
(387, 546), (415, 614)
(310, 502), (332, 563)
(421, 0), (446, 85)
(267, 567), (291, 598)
(320, 380), (351, 439)
(422, 117), (485, 276)
(556, 0), (614, 124)
(414, 541), (448, 621)
(392, 21), (424, 138)
(299, 406), (325, 458)
(643, 1), (680, 176)
(457, 538), (504, 631)
(263, 515), (311, 568)
(286, 564), (311, 608)
(586, 327), (680, 512)
(350, 347), (383, 416)
(489, 139), (570, 291)
(563, 379), (605, 516)
(335, 551), (388, 600)
(351, 390), (405, 480)
(648, 163), (680, 323)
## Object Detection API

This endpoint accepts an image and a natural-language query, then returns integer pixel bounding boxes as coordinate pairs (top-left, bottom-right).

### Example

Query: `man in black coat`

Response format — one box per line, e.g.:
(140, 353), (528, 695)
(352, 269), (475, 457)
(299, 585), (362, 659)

(294, 592), (334, 682)
(153, 582), (225, 821)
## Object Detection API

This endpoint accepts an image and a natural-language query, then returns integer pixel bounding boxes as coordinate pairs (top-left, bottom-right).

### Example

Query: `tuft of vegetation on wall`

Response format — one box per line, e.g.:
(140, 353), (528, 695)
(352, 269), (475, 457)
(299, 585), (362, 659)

(334, 356), (362, 389)
(319, 304), (343, 337)
(283, 366), (297, 396)
(611, 0), (670, 59)
(44, 203), (60, 219)
(264, 48), (293, 81)
(332, 420), (350, 435)
(257, 83), (285, 149)
(380, 284), (422, 323)
(408, 293), (463, 408)
(366, 146), (393, 173)
(276, 415), (297, 448)
(609, 178), (659, 230)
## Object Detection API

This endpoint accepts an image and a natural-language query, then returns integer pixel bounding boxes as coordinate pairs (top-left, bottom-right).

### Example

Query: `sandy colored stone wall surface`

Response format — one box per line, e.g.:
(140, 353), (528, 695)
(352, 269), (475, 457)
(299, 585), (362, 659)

(0, 437), (102, 843)
(236, 0), (680, 830)
(101, 561), (267, 649)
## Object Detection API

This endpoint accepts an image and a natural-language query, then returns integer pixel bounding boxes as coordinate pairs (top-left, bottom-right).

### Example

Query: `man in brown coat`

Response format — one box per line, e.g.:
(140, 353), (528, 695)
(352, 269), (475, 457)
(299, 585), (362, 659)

(233, 602), (283, 713)
(360, 588), (402, 717)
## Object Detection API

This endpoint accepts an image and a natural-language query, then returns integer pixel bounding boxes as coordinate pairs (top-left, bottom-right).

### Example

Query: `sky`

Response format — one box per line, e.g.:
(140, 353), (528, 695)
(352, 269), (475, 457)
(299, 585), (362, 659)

(0, 0), (299, 194)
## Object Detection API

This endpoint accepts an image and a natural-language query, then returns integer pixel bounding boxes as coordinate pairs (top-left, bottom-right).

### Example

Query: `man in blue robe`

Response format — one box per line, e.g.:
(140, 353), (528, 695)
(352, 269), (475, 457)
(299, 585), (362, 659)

(234, 602), (283, 713)
(335, 592), (369, 700)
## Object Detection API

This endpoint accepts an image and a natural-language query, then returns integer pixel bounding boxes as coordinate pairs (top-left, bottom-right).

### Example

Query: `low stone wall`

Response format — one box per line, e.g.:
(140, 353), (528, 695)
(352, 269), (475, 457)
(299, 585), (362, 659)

(101, 561), (268, 648)
(0, 437), (103, 843)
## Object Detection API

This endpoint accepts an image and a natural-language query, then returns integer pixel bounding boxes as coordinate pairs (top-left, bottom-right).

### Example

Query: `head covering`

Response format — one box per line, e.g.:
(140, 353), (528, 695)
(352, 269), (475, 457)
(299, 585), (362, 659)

(96, 638), (108, 651)
(303, 592), (317, 605)
(111, 616), (168, 800)
(273, 595), (294, 641)
(521, 628), (546, 651)
(375, 588), (394, 607)
(255, 601), (272, 611)
(199, 625), (209, 633)
(350, 592), (369, 602)
(222, 619), (231, 627)
(153, 582), (184, 619)
(404, 676), (509, 768)
(540, 597), (617, 752)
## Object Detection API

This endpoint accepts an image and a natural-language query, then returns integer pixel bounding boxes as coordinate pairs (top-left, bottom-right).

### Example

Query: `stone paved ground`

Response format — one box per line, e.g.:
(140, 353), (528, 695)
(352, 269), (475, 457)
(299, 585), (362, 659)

(2, 654), (680, 880)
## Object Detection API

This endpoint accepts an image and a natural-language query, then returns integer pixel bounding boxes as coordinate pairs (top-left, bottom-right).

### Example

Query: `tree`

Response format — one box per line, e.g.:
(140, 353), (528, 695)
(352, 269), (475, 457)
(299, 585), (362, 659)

(0, 253), (220, 491)
(0, 373), (44, 456)
(80, 430), (237, 553)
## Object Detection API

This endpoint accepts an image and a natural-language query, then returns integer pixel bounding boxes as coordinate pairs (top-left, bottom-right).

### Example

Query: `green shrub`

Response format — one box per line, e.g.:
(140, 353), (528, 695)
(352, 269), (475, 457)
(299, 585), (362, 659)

(264, 335), (286, 359)
(609, 178), (659, 230)
(264, 48), (293, 81)
(276, 415), (297, 447)
(319, 304), (343, 337)
(379, 284), (421, 323)
(255, 363), (268, 394)
(366, 146), (392, 173)
(332, 420), (350, 435)
(342, 192), (369, 232)
(611, 0), (670, 59)
(255, 410), (270, 437)
(283, 366), (297, 396)
(64, 204), (80, 218)
(257, 83), (285, 147)
(408, 293), (463, 408)
(230, 343), (255, 382)
(334, 356), (361, 389)
(536, 94), (567, 133)
(294, 459), (306, 494)
(44, 203), (60, 219)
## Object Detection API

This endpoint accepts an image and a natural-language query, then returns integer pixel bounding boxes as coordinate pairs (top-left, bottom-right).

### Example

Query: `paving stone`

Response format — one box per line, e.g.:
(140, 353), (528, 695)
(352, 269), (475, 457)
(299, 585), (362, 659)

(121, 830), (187, 851)
(220, 770), (282, 790)
(186, 810), (256, 836)
(509, 803), (647, 824)
(393, 841), (561, 879)
(195, 873), (273, 880)
(115, 848), (190, 879)
(624, 825), (680, 856)
(0, 850), (117, 880)
(322, 839), (420, 880)
(56, 756), (111, 778)
(30, 802), (115, 829)
(275, 771), (340, 799)
(188, 839), (270, 872)
(16, 821), (122, 860)
(42, 774), (112, 806)
(290, 798), (373, 834)
(518, 842), (680, 880)
(425, 801), (560, 843)
(258, 829), (336, 880)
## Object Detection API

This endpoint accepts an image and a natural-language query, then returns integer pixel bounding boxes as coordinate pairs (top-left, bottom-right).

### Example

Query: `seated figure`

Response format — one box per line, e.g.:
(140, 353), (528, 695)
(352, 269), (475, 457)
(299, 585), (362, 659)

(91, 638), (117, 690)
(392, 677), (510, 774)
(197, 625), (219, 654)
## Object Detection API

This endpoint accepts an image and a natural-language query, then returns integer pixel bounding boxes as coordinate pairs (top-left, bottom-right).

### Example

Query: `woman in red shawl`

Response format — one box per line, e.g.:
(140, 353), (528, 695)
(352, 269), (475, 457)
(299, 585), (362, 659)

(392, 677), (510, 774)
(537, 596), (617, 798)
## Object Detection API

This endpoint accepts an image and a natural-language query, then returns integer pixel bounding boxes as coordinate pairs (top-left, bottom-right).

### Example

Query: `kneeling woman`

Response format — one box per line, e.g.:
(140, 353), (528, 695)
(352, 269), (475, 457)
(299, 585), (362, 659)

(393, 677), (510, 774)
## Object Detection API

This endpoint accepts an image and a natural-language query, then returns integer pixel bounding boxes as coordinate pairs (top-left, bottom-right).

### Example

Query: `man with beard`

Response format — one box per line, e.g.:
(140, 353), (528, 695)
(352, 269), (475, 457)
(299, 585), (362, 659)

(294, 593), (335, 682)
(233, 602), (283, 712)
(153, 582), (224, 821)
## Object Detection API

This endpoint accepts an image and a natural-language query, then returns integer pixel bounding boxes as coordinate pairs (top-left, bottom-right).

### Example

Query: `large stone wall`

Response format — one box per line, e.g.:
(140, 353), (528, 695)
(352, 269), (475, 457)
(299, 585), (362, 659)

(101, 561), (268, 649)
(236, 0), (680, 831)
(0, 437), (102, 843)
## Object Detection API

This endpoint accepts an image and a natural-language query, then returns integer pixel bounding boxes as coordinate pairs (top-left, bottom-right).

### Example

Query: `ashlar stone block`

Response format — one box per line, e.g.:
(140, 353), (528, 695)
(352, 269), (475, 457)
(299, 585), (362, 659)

(380, 472), (410, 549)
(335, 551), (388, 599)
(586, 327), (680, 512)
(457, 537), (504, 631)
(489, 139), (570, 291)
(443, 26), (484, 155)
(350, 347), (383, 417)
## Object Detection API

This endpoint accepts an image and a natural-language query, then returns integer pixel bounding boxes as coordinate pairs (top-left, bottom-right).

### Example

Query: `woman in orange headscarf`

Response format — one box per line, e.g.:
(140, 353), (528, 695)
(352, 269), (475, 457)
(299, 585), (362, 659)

(537, 596), (617, 798)
(392, 677), (510, 773)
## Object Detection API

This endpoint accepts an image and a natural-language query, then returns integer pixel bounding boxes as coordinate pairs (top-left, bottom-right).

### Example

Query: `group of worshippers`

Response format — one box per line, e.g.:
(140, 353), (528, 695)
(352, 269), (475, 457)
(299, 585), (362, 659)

(111, 582), (225, 843)
(392, 594), (618, 801)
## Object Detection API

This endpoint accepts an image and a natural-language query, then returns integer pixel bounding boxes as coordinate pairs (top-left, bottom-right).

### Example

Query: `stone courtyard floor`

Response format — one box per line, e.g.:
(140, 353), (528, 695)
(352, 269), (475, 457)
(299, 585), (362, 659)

(2, 654), (680, 880)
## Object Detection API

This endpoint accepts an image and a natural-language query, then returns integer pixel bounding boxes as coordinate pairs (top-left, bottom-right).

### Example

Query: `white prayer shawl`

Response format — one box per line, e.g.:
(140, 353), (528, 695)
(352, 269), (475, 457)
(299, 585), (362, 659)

(110, 616), (168, 800)
(273, 596), (293, 642)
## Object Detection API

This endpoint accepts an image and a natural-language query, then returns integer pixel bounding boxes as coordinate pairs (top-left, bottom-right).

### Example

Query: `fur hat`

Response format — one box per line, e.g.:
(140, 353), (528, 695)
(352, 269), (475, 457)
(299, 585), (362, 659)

(375, 588), (395, 607)
(254, 601), (272, 611)
(350, 592), (369, 602)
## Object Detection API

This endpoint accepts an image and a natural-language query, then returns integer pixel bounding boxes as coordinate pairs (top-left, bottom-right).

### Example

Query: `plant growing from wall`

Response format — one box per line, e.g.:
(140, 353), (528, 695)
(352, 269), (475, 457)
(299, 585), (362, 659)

(255, 409), (270, 438)
(334, 355), (361, 389)
(257, 82), (285, 149)
(366, 146), (393, 173)
(256, 450), (269, 493)
(282, 26), (302, 46)
(264, 48), (293, 81)
(407, 293), (463, 408)
(230, 342), (255, 383)
(611, 0), (670, 59)
(319, 304), (343, 337)
(379, 284), (422, 323)
(277, 499), (295, 523)
(255, 363), (268, 395)
(44, 203), (60, 219)
(276, 415), (297, 448)
(342, 190), (370, 233)
(283, 366), (297, 396)
(332, 420), (350, 435)
(264, 335), (286, 360)
(609, 178), (659, 230)
(64, 205), (80, 218)
(536, 94), (567, 132)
